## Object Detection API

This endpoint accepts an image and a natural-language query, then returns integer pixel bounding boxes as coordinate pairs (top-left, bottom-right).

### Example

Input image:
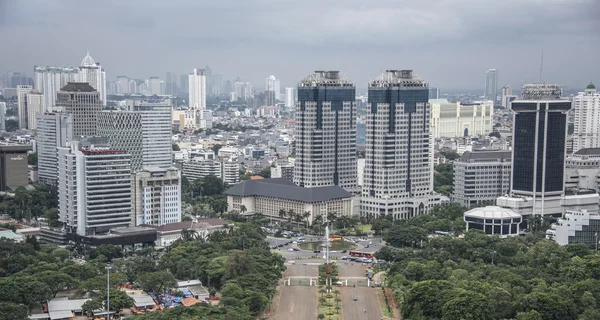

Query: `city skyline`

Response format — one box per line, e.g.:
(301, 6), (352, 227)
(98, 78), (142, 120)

(0, 1), (598, 91)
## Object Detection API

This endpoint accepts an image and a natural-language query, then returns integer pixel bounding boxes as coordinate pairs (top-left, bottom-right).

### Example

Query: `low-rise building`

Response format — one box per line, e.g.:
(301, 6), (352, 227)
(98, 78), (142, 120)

(0, 144), (32, 191)
(564, 148), (600, 192)
(453, 150), (511, 208)
(225, 178), (353, 224)
(133, 167), (181, 226)
(143, 219), (230, 247)
(430, 99), (494, 139)
(183, 157), (239, 185)
(463, 206), (522, 237)
(547, 209), (600, 246)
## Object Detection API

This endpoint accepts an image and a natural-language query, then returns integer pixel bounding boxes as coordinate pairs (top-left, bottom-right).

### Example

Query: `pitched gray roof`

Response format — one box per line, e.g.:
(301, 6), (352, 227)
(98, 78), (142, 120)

(574, 148), (600, 155)
(225, 178), (351, 203)
(459, 150), (512, 162)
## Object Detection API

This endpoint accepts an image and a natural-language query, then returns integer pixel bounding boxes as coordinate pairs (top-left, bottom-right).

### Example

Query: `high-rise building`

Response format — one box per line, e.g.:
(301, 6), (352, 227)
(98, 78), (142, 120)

(294, 71), (357, 192)
(179, 74), (188, 95)
(429, 99), (493, 138)
(116, 76), (129, 94)
(147, 77), (163, 96)
(510, 84), (571, 214)
(453, 151), (512, 208)
(133, 167), (181, 226)
(485, 69), (498, 104)
(204, 65), (212, 97)
(500, 85), (516, 109)
(212, 74), (222, 95)
(128, 79), (137, 94)
(78, 52), (107, 106)
(16, 85), (32, 129)
(573, 83), (600, 152)
(182, 156), (240, 185)
(361, 70), (440, 219)
(188, 69), (206, 109)
(26, 91), (44, 130)
(428, 87), (439, 99)
(36, 113), (73, 185)
(265, 75), (281, 101)
(58, 139), (132, 236)
(285, 87), (295, 110)
(55, 82), (103, 137)
(0, 102), (6, 132)
(97, 98), (173, 171)
(165, 72), (177, 95)
(33, 66), (79, 111)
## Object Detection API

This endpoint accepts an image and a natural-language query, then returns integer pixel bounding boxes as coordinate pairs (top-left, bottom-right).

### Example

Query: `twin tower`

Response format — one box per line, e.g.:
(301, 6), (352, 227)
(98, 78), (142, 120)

(293, 70), (440, 220)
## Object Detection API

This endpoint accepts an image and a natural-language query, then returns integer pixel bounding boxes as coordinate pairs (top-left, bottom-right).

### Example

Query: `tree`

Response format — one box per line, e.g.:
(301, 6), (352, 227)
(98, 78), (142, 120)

(317, 313), (325, 320)
(240, 205), (247, 214)
(181, 215), (193, 222)
(136, 271), (177, 294)
(172, 143), (180, 151)
(28, 152), (38, 165)
(212, 144), (223, 155)
(318, 296), (326, 305)
(258, 166), (271, 179)
(441, 290), (493, 320)
(200, 175), (225, 196)
(81, 289), (134, 314)
(5, 119), (18, 132)
(35, 270), (79, 297)
(489, 131), (502, 138)
(0, 302), (28, 320)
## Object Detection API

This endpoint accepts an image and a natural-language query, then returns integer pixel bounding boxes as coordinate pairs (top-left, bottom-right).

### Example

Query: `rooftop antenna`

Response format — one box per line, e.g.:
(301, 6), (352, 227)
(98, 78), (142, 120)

(539, 48), (544, 83)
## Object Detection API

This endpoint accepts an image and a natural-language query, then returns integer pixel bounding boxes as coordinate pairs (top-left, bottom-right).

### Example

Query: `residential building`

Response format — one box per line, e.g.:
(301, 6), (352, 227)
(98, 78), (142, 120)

(271, 161), (294, 181)
(33, 66), (79, 111)
(97, 98), (172, 171)
(501, 85), (517, 109)
(265, 75), (281, 102)
(147, 77), (163, 96)
(294, 71), (357, 192)
(116, 76), (130, 94)
(179, 74), (189, 95)
(188, 68), (206, 109)
(429, 99), (493, 138)
(0, 144), (32, 191)
(547, 209), (600, 245)
(133, 167), (181, 226)
(0, 102), (5, 132)
(573, 83), (600, 152)
(16, 85), (32, 129)
(182, 157), (239, 185)
(36, 113), (73, 185)
(453, 151), (511, 208)
(564, 148), (600, 192)
(26, 91), (44, 130)
(58, 139), (132, 236)
(55, 82), (103, 137)
(165, 72), (177, 95)
(485, 69), (498, 103)
(225, 178), (353, 224)
(428, 87), (439, 99)
(212, 74), (222, 95)
(361, 70), (440, 219)
(78, 52), (107, 106)
(285, 87), (295, 110)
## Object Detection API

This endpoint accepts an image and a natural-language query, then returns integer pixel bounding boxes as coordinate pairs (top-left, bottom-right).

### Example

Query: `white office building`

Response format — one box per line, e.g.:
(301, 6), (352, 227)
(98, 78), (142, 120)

(78, 52), (107, 106)
(265, 75), (281, 101)
(429, 99), (493, 138)
(33, 66), (79, 111)
(361, 70), (440, 219)
(573, 83), (600, 153)
(485, 69), (498, 103)
(147, 77), (164, 96)
(188, 68), (206, 109)
(36, 113), (73, 185)
(285, 87), (295, 110)
(58, 140), (132, 236)
(0, 102), (5, 132)
(26, 91), (44, 130)
(547, 209), (600, 245)
(453, 151), (511, 208)
(294, 71), (357, 192)
(501, 85), (517, 109)
(133, 167), (181, 226)
(183, 157), (240, 185)
(17, 85), (32, 129)
(55, 83), (103, 137)
(565, 148), (600, 192)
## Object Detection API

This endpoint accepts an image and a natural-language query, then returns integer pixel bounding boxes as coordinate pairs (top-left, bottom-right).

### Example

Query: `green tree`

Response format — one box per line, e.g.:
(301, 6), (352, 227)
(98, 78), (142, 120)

(35, 270), (79, 297)
(27, 152), (38, 165)
(172, 143), (180, 151)
(212, 144), (223, 155)
(0, 302), (28, 320)
(136, 271), (177, 294)
(442, 290), (493, 320)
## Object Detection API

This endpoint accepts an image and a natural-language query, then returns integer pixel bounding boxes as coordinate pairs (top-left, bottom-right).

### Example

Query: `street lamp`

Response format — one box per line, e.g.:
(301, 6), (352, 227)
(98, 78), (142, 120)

(105, 264), (112, 320)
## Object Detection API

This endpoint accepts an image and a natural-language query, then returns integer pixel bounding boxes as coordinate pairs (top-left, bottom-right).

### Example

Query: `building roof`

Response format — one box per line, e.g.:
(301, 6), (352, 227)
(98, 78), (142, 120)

(60, 82), (96, 92)
(129, 294), (156, 308)
(370, 70), (427, 87)
(574, 148), (600, 156)
(0, 144), (32, 152)
(587, 82), (596, 90)
(225, 178), (352, 203)
(298, 71), (354, 87)
(81, 52), (96, 67)
(464, 206), (521, 219)
(48, 310), (73, 320)
(458, 150), (512, 162)
(47, 298), (90, 313)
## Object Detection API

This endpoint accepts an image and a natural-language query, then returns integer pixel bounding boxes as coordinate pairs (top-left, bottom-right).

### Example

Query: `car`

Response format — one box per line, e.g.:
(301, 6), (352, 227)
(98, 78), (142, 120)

(341, 250), (347, 253)
(365, 245), (370, 248)
(366, 259), (373, 263)
(353, 296), (358, 301)
(313, 250), (321, 253)
(293, 248), (300, 251)
(330, 250), (337, 253)
(341, 256), (348, 260)
(288, 248), (295, 251)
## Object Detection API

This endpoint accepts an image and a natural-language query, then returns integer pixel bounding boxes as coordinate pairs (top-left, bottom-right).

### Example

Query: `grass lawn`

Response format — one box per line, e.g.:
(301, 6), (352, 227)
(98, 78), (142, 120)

(359, 224), (372, 233)
(317, 294), (342, 320)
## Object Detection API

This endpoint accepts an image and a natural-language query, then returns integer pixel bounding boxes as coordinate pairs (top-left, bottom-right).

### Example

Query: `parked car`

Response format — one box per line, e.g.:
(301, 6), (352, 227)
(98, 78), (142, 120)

(341, 250), (347, 253)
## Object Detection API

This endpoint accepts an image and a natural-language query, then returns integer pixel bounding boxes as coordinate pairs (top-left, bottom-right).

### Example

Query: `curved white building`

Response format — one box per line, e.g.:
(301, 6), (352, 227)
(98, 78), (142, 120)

(464, 206), (522, 237)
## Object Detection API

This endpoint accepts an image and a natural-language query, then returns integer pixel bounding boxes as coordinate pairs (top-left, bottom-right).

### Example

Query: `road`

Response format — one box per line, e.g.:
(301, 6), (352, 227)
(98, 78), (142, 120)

(338, 262), (382, 320)
(270, 261), (319, 320)
(268, 236), (384, 260)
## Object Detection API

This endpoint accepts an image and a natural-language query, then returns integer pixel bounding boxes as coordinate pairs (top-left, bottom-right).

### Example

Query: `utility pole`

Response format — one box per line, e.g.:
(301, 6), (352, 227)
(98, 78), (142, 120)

(106, 264), (111, 320)
(596, 232), (598, 255)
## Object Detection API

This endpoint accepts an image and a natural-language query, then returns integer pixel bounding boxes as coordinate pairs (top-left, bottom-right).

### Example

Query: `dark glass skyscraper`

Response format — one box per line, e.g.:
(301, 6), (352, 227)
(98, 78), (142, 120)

(294, 71), (357, 192)
(510, 84), (571, 200)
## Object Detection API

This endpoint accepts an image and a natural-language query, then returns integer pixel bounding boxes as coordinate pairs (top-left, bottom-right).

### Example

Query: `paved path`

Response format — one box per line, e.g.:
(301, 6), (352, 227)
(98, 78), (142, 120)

(269, 262), (319, 320)
(338, 262), (382, 320)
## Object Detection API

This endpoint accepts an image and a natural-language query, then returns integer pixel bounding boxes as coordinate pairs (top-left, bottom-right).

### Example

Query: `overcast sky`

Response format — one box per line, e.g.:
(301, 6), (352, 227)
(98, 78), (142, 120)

(1, 0), (598, 92)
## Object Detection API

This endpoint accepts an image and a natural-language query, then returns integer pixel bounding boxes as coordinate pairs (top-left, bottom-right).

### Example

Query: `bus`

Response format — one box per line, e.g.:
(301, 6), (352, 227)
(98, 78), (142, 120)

(328, 235), (343, 242)
(349, 250), (375, 259)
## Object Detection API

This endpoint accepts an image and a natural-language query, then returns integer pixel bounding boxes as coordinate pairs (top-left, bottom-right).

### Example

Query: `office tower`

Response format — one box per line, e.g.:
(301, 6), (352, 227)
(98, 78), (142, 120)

(179, 74), (188, 95)
(428, 87), (439, 99)
(0, 102), (5, 132)
(58, 139), (132, 236)
(485, 69), (498, 104)
(33, 66), (79, 111)
(212, 74), (222, 95)
(36, 113), (73, 185)
(573, 83), (600, 152)
(224, 80), (232, 95)
(0, 144), (32, 191)
(294, 71), (357, 191)
(188, 69), (206, 109)
(97, 98), (173, 171)
(146, 77), (163, 95)
(285, 87), (295, 109)
(26, 91), (44, 130)
(361, 70), (439, 219)
(265, 75), (281, 101)
(429, 99), (493, 138)
(78, 52), (106, 106)
(133, 167), (181, 226)
(165, 72), (177, 95)
(204, 65), (212, 96)
(55, 83), (103, 136)
(17, 85), (32, 129)
(510, 84), (571, 214)
(128, 79), (137, 94)
(453, 151), (511, 208)
(116, 76), (129, 94)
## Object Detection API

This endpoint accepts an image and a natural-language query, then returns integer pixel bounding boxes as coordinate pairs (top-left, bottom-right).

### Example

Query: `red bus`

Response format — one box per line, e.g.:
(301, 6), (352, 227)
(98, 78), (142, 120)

(329, 235), (343, 242)
(349, 250), (375, 259)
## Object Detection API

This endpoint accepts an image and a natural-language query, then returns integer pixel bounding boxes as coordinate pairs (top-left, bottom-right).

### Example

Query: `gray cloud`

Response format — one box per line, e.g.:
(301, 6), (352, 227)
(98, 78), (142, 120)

(0, 0), (598, 91)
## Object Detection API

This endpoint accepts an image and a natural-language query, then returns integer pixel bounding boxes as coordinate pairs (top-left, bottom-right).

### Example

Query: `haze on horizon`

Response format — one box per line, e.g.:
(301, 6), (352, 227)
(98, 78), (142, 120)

(0, 0), (598, 92)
